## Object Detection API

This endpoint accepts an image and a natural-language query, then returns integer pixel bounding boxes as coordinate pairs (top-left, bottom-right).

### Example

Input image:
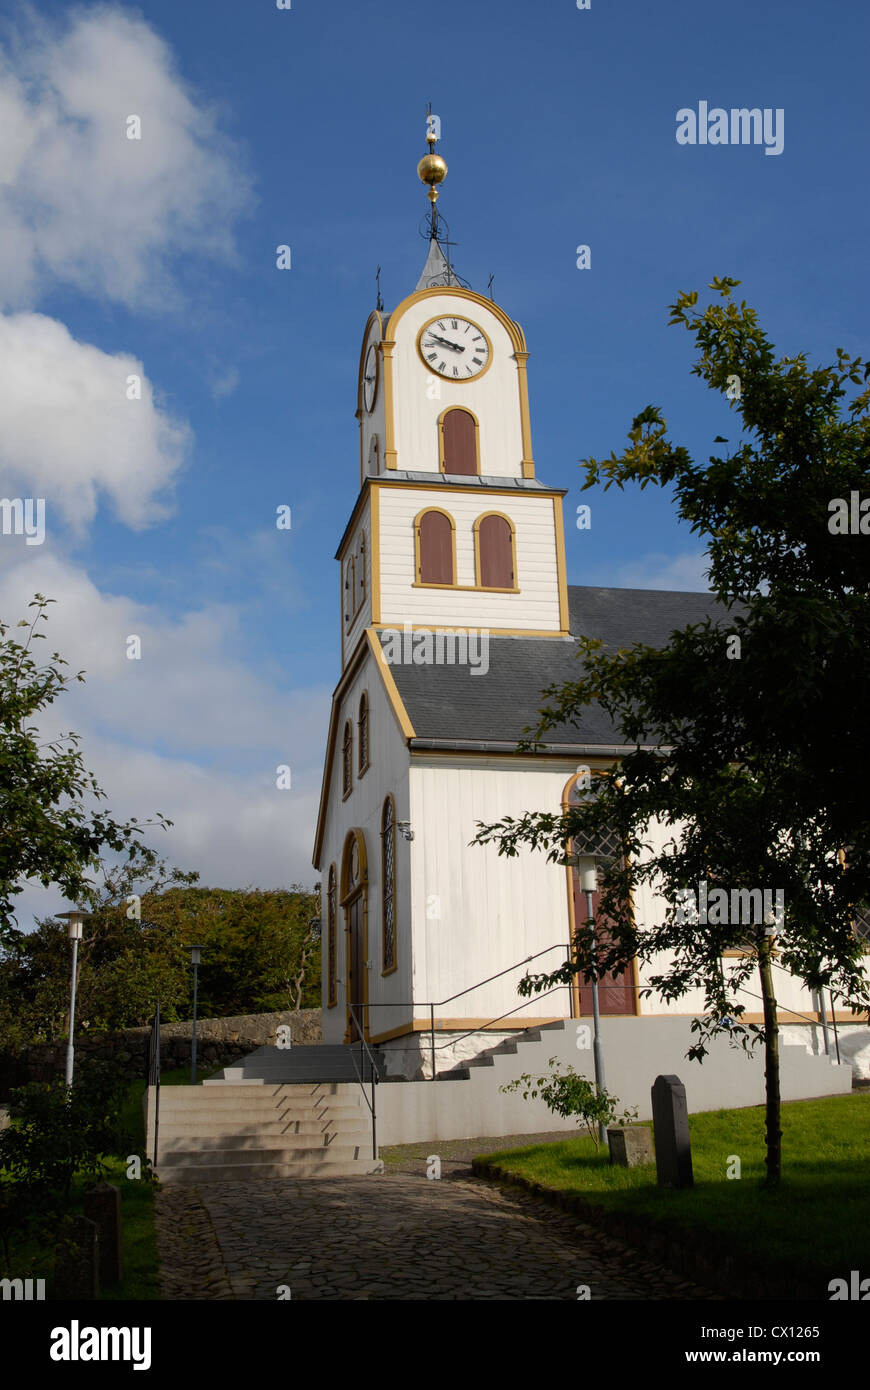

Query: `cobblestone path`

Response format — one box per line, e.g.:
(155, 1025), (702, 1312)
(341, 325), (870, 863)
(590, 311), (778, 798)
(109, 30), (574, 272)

(155, 1171), (715, 1300)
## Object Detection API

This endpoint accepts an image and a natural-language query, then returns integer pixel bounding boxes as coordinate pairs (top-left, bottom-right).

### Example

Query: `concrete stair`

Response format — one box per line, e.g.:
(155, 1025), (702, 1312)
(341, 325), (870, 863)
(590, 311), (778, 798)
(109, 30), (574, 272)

(147, 1082), (382, 1183)
(205, 1043), (386, 1085)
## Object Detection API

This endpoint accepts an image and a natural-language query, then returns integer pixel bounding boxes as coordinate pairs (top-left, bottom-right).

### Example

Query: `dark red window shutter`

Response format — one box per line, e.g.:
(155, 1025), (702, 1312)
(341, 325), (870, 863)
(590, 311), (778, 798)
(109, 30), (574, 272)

(419, 511), (454, 584)
(478, 514), (513, 588)
(441, 409), (477, 475)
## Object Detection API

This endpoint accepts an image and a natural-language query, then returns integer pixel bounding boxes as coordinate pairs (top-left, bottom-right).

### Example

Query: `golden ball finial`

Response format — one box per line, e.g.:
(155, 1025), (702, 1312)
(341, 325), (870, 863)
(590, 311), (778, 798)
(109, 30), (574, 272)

(417, 152), (447, 188)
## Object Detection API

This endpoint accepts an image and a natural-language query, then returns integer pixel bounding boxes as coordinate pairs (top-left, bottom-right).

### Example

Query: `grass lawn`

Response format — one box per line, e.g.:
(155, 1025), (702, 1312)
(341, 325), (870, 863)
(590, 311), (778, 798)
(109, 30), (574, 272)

(474, 1093), (869, 1294)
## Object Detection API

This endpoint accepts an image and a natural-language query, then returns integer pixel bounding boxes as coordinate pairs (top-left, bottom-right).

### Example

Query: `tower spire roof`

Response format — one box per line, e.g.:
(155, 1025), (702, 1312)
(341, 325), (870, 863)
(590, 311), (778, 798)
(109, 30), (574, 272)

(414, 106), (466, 291)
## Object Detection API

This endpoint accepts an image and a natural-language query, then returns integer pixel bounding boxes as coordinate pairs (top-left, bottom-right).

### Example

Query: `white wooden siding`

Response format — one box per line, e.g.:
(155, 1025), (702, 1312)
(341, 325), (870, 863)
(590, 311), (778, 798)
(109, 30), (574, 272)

(319, 648), (412, 1043)
(378, 487), (562, 631)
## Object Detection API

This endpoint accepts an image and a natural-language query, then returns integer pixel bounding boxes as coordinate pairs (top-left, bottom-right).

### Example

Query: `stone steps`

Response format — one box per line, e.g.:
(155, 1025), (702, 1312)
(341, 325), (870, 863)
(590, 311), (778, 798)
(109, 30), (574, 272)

(147, 1079), (380, 1182)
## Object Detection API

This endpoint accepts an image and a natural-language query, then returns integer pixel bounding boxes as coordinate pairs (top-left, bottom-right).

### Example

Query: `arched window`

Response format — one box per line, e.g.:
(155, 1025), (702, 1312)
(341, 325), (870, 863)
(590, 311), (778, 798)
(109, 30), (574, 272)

(343, 558), (354, 625)
(439, 407), (479, 476)
(359, 533), (366, 603)
(342, 720), (352, 798)
(415, 509), (455, 585)
(358, 691), (369, 775)
(381, 796), (396, 974)
(562, 771), (636, 1017)
(327, 865), (337, 1007)
(475, 513), (516, 589)
(341, 829), (368, 1041)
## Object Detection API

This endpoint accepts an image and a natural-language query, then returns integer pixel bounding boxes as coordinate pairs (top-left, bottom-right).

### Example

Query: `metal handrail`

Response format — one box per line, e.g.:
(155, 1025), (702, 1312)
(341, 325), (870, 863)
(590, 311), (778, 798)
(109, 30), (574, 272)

(348, 943), (574, 1079)
(346, 1002), (379, 1159)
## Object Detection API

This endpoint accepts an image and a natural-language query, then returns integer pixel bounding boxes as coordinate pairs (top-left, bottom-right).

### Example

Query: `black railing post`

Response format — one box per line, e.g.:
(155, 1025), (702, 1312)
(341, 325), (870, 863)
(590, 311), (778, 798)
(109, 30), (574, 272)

(148, 1003), (161, 1171)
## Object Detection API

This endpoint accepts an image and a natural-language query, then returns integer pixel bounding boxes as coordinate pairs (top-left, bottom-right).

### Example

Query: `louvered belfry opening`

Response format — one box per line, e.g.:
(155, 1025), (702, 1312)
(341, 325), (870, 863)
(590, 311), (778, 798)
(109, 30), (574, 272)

(418, 510), (454, 584)
(441, 408), (477, 475)
(478, 514), (513, 588)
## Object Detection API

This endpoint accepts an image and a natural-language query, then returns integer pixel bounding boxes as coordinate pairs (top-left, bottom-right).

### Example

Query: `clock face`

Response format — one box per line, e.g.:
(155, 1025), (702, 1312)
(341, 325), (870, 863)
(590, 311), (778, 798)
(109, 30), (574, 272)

(363, 343), (378, 412)
(417, 315), (492, 380)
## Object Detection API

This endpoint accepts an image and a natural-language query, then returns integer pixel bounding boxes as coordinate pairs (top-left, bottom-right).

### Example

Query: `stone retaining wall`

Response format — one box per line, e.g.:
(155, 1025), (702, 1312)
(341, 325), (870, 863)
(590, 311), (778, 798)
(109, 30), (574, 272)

(0, 1009), (322, 1097)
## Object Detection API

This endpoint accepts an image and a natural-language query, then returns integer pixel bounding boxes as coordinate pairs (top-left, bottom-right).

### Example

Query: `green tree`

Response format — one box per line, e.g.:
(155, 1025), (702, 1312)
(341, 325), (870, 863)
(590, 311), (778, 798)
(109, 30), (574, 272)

(474, 279), (870, 1186)
(0, 595), (172, 946)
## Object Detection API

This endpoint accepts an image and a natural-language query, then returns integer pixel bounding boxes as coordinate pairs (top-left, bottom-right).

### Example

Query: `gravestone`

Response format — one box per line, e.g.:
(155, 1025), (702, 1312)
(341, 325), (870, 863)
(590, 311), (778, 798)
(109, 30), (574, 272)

(54, 1215), (99, 1300)
(83, 1181), (122, 1285)
(651, 1073), (693, 1188)
(607, 1124), (655, 1167)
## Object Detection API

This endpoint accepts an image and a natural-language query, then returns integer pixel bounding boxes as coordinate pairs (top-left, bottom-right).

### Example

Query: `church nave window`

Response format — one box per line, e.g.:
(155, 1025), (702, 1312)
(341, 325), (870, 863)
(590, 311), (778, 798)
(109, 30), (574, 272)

(381, 795), (397, 974)
(475, 512), (516, 590)
(358, 691), (370, 775)
(415, 508), (456, 586)
(342, 720), (353, 799)
(343, 557), (355, 628)
(327, 865), (337, 1008)
(439, 407), (479, 476)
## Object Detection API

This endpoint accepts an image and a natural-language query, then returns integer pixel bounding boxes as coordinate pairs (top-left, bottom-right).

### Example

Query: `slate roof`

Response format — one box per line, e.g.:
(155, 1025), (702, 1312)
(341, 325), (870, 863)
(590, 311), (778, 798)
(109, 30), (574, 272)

(380, 585), (728, 752)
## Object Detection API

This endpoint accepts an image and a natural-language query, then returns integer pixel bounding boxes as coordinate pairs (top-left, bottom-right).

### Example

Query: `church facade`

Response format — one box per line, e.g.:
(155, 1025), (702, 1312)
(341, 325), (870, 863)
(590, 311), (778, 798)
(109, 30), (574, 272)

(312, 143), (868, 1082)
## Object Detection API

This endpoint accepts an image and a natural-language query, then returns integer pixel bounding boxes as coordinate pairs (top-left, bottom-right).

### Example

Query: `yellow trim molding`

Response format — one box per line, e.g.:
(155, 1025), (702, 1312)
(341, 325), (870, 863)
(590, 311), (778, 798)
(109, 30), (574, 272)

(381, 340), (397, 469)
(370, 486), (381, 624)
(366, 628), (416, 740)
(514, 351), (535, 478)
(553, 496), (570, 632)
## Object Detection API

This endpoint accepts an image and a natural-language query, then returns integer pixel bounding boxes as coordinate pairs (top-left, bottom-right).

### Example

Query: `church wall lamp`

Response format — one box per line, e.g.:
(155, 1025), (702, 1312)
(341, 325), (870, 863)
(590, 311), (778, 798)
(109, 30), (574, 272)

(397, 821), (415, 841)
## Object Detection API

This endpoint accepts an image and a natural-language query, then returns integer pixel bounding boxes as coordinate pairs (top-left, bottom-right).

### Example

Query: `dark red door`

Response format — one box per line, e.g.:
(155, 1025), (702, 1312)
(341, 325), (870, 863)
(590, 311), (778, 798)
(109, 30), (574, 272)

(572, 874), (636, 1015)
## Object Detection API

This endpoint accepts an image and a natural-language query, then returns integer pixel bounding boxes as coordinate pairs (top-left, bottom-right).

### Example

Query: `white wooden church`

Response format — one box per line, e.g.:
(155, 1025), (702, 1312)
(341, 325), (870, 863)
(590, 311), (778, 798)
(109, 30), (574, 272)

(311, 131), (868, 1098)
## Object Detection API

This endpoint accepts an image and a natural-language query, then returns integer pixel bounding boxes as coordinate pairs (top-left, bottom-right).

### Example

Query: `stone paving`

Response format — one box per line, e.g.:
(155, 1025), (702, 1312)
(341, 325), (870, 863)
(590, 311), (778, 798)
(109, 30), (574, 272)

(155, 1164), (717, 1301)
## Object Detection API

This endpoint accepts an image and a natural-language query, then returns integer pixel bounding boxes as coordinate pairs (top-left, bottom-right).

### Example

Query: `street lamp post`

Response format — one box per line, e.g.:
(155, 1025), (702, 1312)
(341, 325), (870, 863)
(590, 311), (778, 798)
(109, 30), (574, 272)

(56, 909), (92, 1090)
(575, 856), (608, 1147)
(189, 945), (205, 1084)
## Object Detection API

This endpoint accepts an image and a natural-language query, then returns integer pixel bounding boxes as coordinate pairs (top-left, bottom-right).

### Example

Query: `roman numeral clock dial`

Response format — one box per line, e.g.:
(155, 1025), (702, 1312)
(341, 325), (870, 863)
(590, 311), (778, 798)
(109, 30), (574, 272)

(416, 315), (492, 380)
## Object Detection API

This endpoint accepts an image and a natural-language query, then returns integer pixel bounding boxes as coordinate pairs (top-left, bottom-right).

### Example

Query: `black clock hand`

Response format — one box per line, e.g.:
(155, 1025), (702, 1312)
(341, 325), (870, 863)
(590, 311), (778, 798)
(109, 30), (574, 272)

(429, 335), (465, 353)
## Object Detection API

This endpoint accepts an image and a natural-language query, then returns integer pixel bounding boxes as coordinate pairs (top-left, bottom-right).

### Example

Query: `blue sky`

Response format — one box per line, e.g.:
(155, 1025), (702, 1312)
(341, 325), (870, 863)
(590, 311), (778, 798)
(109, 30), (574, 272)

(2, 0), (868, 920)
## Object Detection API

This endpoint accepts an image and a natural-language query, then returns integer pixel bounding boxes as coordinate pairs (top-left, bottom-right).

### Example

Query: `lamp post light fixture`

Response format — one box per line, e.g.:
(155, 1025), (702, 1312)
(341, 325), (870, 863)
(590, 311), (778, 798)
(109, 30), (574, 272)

(188, 945), (206, 1084)
(56, 909), (92, 1089)
(575, 854), (608, 1147)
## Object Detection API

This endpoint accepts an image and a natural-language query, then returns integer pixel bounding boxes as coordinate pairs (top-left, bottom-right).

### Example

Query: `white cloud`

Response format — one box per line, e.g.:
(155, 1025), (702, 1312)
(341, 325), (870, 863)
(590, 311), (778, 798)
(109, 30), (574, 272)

(615, 551), (711, 592)
(0, 6), (252, 311)
(0, 555), (329, 929)
(0, 311), (189, 533)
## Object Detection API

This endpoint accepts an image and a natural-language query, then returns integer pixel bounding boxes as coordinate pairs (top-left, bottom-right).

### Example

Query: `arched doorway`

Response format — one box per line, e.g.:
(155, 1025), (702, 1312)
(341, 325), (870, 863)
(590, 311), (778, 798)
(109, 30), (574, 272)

(563, 773), (638, 1017)
(340, 829), (369, 1041)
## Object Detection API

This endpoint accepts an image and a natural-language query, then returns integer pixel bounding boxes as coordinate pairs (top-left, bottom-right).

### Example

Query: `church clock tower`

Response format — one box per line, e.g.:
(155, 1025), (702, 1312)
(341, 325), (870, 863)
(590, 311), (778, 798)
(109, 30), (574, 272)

(315, 123), (573, 1059)
(337, 124), (571, 670)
